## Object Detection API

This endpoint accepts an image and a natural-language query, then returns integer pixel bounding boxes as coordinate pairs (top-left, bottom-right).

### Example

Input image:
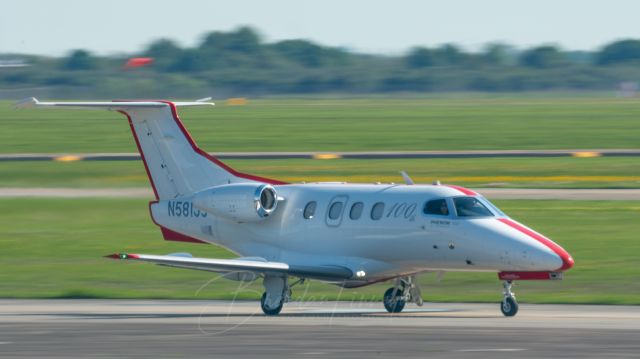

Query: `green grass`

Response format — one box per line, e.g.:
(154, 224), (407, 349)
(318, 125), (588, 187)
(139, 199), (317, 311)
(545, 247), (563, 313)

(1, 96), (639, 153)
(1, 198), (639, 304)
(1, 156), (639, 189)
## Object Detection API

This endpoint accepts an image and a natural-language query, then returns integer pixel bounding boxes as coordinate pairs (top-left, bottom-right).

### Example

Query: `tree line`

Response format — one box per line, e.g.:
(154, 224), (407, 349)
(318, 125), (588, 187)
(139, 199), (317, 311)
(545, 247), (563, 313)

(2, 26), (640, 98)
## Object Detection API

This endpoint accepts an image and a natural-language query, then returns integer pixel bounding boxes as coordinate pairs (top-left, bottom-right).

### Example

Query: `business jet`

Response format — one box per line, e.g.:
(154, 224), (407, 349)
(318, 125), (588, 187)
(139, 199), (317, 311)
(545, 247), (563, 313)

(18, 98), (574, 317)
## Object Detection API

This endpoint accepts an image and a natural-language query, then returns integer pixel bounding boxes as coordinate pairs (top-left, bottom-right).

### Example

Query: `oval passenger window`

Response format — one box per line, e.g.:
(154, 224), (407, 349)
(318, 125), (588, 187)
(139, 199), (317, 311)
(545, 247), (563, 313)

(303, 201), (317, 219)
(371, 202), (385, 220)
(350, 202), (364, 220)
(328, 201), (344, 220)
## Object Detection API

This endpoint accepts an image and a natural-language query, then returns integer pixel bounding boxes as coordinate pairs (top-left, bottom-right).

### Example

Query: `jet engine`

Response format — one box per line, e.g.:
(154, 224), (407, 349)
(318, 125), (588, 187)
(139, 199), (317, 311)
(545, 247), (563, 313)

(192, 183), (279, 223)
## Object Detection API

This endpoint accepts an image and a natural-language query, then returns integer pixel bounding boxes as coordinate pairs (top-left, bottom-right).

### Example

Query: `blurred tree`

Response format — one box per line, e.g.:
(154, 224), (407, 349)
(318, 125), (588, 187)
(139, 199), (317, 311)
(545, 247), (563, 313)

(519, 46), (565, 68)
(405, 47), (436, 68)
(199, 27), (262, 54)
(482, 43), (511, 66)
(195, 27), (264, 70)
(225, 27), (262, 54)
(144, 39), (183, 71)
(7, 28), (640, 96)
(271, 40), (327, 67)
(434, 44), (466, 66)
(145, 39), (182, 58)
(271, 39), (349, 68)
(596, 39), (640, 65)
(169, 49), (209, 72)
(61, 50), (97, 70)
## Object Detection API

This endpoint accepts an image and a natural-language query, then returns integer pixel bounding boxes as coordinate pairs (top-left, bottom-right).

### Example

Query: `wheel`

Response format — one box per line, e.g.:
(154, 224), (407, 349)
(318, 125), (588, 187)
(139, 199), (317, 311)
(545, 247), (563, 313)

(383, 287), (406, 313)
(500, 296), (518, 317)
(261, 292), (283, 316)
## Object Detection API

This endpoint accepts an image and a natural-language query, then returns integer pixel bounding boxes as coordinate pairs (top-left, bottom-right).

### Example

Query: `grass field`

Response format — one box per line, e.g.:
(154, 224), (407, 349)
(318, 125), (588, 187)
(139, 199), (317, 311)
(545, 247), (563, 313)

(1, 156), (639, 189)
(2, 96), (639, 153)
(1, 198), (638, 304)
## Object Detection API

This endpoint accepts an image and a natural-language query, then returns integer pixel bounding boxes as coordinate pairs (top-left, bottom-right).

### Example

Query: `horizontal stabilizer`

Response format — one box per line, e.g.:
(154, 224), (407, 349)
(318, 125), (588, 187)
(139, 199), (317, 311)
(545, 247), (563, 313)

(15, 97), (214, 110)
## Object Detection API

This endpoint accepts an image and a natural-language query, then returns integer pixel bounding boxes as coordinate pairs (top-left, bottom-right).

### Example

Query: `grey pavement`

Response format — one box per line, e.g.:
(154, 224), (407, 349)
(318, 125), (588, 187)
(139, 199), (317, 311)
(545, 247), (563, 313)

(0, 300), (638, 358)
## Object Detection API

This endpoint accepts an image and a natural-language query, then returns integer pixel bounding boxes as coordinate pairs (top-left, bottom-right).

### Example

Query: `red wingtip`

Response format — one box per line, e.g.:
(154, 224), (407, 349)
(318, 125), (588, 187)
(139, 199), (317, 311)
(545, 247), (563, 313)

(104, 253), (121, 259)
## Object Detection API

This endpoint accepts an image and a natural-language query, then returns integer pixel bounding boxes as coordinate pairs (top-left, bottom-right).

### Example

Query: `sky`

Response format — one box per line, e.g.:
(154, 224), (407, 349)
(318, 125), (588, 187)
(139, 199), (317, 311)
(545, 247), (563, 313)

(2, 0), (640, 56)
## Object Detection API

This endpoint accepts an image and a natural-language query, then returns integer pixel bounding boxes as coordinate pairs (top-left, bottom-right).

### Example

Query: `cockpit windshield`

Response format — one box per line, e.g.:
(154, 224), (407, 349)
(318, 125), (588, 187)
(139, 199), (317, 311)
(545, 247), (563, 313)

(453, 197), (494, 217)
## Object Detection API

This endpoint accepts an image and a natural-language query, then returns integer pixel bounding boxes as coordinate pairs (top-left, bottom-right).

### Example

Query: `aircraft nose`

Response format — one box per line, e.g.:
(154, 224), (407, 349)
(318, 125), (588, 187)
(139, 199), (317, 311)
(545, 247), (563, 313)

(498, 218), (574, 272)
(557, 246), (574, 271)
(532, 246), (573, 271)
(531, 246), (568, 271)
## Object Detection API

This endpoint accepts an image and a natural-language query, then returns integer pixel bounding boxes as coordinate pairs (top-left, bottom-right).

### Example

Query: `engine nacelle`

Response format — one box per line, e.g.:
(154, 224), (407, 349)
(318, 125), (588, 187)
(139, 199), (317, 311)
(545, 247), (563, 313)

(192, 183), (278, 223)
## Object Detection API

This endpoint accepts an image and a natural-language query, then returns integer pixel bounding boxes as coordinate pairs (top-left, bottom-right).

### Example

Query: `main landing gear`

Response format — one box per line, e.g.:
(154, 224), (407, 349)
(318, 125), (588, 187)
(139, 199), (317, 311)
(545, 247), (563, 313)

(500, 280), (519, 317)
(383, 276), (423, 313)
(260, 275), (288, 316)
(260, 275), (306, 316)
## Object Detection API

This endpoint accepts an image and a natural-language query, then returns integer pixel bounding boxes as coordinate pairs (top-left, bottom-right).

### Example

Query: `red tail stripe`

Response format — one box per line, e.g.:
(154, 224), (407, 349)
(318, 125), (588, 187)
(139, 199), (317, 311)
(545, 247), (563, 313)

(158, 101), (288, 185)
(119, 110), (159, 200)
(498, 218), (574, 271)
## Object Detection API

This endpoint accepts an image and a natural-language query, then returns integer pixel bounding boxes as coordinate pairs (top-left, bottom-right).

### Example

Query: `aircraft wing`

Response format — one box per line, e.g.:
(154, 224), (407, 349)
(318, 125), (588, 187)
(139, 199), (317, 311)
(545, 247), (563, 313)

(106, 253), (353, 280)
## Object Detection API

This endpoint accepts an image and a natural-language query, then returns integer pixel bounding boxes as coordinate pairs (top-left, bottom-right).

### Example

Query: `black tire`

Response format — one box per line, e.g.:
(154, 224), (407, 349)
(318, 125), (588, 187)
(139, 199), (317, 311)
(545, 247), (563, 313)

(261, 292), (283, 316)
(500, 296), (518, 317)
(383, 287), (406, 313)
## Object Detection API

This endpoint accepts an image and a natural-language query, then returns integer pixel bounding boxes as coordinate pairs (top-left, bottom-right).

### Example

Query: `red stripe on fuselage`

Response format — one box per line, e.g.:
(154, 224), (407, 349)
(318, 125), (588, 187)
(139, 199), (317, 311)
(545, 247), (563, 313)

(443, 184), (478, 196)
(160, 227), (209, 244)
(147, 201), (209, 245)
(498, 218), (574, 271)
(498, 271), (559, 280)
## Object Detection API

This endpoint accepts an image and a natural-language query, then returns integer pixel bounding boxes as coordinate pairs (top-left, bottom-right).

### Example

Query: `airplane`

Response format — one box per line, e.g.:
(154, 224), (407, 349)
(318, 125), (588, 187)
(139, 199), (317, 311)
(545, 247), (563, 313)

(18, 97), (574, 317)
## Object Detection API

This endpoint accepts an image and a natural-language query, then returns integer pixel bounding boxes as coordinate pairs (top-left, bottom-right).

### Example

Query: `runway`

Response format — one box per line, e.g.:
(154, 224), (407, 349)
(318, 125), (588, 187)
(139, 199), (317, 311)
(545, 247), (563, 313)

(1, 187), (640, 200)
(1, 300), (638, 358)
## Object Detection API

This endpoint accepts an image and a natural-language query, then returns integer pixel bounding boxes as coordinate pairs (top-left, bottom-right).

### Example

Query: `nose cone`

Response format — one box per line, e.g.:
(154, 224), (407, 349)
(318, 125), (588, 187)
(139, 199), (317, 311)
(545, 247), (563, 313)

(498, 218), (574, 272)
(557, 247), (574, 271)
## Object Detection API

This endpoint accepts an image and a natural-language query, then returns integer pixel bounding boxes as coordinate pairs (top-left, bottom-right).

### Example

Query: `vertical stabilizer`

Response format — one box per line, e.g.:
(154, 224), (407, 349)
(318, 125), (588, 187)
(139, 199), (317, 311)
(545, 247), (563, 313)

(18, 98), (287, 200)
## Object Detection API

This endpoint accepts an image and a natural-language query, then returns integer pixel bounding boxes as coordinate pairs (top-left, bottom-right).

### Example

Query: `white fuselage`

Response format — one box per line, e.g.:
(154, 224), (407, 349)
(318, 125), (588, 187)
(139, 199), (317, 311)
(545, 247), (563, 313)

(151, 182), (565, 284)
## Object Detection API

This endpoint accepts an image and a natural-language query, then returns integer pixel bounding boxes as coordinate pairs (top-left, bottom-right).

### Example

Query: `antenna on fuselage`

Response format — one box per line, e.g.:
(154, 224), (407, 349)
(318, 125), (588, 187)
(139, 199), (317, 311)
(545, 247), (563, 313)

(400, 171), (414, 185)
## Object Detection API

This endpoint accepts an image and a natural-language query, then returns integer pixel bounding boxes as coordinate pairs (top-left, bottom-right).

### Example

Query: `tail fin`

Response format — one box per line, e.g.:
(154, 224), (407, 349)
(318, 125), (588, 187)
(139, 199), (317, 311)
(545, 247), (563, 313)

(18, 98), (286, 200)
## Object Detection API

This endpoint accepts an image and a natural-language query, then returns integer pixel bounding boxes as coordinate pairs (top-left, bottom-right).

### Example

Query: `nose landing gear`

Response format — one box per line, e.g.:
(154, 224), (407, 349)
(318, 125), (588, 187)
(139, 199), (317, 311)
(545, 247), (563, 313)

(383, 276), (423, 313)
(500, 280), (519, 317)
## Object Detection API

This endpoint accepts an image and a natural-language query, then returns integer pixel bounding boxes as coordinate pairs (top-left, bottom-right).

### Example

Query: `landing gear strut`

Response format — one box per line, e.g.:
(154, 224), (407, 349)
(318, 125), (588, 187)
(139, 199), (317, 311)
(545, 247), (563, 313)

(260, 275), (289, 316)
(383, 276), (423, 313)
(500, 280), (519, 317)
(259, 276), (306, 315)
